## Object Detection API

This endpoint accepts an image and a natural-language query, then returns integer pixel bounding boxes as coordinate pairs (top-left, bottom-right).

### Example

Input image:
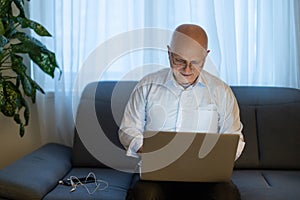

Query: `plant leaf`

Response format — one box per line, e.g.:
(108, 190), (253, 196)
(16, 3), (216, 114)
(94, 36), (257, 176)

(13, 113), (21, 123)
(0, 0), (13, 18)
(0, 35), (9, 47)
(0, 35), (8, 54)
(1, 17), (17, 38)
(13, 113), (25, 137)
(11, 40), (42, 56)
(0, 80), (20, 117)
(16, 75), (20, 89)
(29, 50), (59, 78)
(12, 43), (59, 78)
(0, 20), (5, 35)
(19, 74), (45, 103)
(20, 74), (32, 95)
(12, 32), (46, 50)
(11, 54), (44, 102)
(21, 97), (29, 125)
(0, 77), (4, 107)
(19, 123), (24, 137)
(13, 17), (51, 36)
(1, 78), (29, 137)
(26, 74), (44, 94)
(11, 32), (60, 77)
(10, 54), (26, 72)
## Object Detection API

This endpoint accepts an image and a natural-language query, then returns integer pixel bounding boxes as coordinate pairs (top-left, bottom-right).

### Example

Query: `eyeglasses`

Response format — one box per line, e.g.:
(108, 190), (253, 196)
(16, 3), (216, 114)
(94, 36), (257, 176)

(169, 52), (206, 70)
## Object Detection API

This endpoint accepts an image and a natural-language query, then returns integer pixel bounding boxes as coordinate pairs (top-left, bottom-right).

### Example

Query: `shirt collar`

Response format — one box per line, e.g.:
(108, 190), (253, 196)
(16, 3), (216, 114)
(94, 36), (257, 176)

(164, 68), (206, 89)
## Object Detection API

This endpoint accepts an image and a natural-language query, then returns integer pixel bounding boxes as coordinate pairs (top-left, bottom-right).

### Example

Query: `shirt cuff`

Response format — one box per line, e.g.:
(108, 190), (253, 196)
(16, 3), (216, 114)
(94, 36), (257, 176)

(126, 136), (143, 158)
(235, 140), (245, 161)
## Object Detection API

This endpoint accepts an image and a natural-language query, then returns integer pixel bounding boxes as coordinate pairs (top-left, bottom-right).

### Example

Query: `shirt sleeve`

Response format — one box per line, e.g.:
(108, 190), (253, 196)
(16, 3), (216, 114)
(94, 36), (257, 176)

(218, 85), (246, 161)
(118, 83), (147, 158)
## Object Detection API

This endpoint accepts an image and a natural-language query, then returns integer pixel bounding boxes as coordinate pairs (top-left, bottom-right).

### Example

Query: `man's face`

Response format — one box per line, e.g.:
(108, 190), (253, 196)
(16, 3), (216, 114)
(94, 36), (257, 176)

(168, 36), (208, 86)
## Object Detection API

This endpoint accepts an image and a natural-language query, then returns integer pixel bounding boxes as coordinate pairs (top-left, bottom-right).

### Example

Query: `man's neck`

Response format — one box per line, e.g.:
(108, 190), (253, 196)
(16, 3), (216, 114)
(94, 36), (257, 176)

(176, 76), (199, 89)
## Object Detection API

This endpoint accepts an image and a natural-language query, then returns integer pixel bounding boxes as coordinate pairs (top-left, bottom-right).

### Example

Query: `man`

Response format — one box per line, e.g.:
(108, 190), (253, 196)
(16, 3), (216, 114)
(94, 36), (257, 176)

(119, 24), (245, 200)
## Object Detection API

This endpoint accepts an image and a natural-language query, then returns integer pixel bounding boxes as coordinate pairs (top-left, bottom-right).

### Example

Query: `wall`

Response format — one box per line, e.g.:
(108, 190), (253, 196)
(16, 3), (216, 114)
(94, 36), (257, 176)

(0, 102), (41, 169)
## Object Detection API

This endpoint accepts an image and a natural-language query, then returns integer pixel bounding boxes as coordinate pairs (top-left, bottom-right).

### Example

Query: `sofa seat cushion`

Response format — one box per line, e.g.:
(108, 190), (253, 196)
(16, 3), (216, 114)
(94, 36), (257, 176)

(0, 143), (72, 200)
(232, 170), (300, 200)
(43, 168), (134, 200)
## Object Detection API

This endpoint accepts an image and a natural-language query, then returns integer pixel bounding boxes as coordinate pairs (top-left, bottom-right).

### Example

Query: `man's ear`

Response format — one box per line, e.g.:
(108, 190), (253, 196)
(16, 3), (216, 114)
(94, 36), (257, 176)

(167, 45), (171, 57)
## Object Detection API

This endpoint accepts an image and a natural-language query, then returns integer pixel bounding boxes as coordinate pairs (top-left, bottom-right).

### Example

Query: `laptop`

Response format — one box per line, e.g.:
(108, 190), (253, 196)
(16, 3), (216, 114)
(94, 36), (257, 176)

(140, 131), (239, 182)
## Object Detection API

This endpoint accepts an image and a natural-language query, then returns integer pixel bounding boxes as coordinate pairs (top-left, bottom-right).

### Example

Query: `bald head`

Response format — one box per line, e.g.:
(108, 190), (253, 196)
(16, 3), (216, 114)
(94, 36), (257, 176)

(168, 24), (209, 86)
(170, 24), (208, 51)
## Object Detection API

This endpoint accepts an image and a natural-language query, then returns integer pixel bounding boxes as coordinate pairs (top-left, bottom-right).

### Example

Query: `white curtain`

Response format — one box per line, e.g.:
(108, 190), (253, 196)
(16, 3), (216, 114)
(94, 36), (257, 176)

(29, 0), (300, 146)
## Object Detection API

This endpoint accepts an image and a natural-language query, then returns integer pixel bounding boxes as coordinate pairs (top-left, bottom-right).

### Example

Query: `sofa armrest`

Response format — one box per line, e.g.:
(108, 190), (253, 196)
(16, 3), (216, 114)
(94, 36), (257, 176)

(0, 143), (72, 200)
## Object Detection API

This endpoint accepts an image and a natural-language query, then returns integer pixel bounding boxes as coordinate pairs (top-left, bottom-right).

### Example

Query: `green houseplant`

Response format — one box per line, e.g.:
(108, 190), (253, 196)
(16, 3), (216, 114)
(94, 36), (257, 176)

(0, 0), (61, 137)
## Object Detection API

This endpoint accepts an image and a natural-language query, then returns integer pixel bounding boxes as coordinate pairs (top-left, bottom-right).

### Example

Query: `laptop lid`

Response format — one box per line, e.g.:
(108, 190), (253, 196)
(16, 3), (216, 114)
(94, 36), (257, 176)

(140, 131), (239, 182)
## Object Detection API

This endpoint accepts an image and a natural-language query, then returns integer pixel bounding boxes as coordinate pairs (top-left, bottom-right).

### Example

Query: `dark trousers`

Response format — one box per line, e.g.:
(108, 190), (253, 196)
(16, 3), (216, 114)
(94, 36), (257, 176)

(127, 177), (241, 200)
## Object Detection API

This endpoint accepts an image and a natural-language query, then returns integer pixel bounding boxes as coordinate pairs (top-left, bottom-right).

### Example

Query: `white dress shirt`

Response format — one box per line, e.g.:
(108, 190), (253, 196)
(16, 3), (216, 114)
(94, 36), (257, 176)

(118, 68), (245, 160)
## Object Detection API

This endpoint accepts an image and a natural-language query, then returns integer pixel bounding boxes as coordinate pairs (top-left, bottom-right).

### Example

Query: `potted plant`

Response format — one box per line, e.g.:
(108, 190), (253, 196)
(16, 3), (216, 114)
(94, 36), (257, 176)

(0, 0), (61, 137)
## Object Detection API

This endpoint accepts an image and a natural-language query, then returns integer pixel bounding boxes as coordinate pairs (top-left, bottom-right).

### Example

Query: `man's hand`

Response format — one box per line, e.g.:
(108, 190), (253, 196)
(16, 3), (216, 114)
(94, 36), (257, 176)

(137, 146), (143, 153)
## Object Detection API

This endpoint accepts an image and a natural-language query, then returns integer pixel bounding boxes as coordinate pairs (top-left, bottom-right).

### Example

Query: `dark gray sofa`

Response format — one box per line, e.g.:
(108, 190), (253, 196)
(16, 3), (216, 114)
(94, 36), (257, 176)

(0, 81), (300, 200)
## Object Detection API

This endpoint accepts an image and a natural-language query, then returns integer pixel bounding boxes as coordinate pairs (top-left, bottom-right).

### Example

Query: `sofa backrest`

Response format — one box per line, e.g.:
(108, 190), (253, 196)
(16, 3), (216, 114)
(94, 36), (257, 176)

(232, 86), (300, 170)
(72, 81), (300, 170)
(72, 81), (139, 170)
